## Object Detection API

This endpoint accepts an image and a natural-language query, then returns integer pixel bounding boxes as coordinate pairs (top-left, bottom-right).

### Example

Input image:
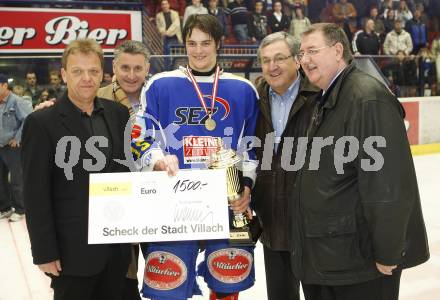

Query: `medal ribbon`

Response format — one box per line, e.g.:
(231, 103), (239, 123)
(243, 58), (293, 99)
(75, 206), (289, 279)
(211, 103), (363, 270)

(186, 65), (220, 120)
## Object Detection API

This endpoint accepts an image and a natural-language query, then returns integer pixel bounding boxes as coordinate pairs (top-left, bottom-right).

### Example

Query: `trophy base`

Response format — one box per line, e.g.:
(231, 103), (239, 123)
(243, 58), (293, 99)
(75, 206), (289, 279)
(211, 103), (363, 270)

(229, 227), (254, 246)
(228, 216), (262, 246)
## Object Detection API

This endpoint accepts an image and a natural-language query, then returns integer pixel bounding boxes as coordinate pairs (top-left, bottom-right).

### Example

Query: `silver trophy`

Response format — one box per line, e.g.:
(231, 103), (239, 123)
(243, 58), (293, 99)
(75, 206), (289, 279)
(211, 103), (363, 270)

(207, 140), (253, 244)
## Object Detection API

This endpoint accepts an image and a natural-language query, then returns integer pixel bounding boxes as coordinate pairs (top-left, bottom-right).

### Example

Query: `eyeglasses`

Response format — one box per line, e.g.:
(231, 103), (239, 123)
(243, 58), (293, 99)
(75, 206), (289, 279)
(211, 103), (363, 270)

(297, 44), (335, 62)
(261, 55), (293, 66)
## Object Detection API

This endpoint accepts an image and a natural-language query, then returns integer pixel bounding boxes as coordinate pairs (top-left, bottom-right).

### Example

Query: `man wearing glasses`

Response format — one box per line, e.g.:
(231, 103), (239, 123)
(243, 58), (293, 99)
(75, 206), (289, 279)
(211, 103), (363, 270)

(293, 23), (429, 300)
(252, 32), (320, 300)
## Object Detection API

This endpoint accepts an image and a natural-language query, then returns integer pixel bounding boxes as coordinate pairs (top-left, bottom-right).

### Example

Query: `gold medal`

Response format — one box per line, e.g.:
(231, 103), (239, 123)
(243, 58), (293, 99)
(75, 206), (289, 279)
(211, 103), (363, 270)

(205, 117), (216, 131)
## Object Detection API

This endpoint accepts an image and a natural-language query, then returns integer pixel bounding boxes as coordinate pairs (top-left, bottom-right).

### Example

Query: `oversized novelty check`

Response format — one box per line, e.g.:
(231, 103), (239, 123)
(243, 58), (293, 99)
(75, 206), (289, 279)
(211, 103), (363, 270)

(88, 169), (229, 244)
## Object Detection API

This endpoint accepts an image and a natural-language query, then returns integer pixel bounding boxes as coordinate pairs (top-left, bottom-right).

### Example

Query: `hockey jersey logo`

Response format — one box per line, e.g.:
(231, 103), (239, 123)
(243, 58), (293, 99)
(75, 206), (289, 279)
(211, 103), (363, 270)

(174, 95), (230, 126)
(207, 248), (253, 284)
(144, 251), (187, 290)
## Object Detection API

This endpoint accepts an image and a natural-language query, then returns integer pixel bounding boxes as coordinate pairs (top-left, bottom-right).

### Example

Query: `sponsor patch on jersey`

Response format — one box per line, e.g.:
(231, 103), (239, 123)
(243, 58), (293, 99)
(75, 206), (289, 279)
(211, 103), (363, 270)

(131, 123), (142, 139)
(131, 140), (151, 159)
(207, 248), (253, 284)
(182, 136), (220, 164)
(144, 251), (187, 290)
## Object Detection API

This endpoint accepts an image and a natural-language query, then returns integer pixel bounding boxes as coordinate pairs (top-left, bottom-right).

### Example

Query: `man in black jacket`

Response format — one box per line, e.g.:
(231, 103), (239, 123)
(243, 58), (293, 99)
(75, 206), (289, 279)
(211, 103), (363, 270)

(22, 39), (131, 300)
(353, 18), (381, 55)
(253, 31), (320, 300)
(295, 22), (429, 300)
(248, 1), (268, 43)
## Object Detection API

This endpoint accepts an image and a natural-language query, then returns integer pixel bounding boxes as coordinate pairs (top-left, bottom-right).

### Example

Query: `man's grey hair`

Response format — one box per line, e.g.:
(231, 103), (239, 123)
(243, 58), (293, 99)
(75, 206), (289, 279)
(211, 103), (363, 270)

(257, 32), (301, 60)
(114, 40), (150, 62)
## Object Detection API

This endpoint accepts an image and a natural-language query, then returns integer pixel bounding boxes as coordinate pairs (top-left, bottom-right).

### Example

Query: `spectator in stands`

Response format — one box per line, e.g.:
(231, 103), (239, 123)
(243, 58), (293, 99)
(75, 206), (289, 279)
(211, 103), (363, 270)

(289, 6), (311, 40)
(48, 70), (66, 100)
(319, 0), (336, 23)
(287, 0), (307, 19)
(227, 0), (250, 41)
(183, 0), (208, 27)
(145, 0), (186, 18)
(13, 84), (32, 103)
(332, 0), (357, 42)
(383, 19), (413, 55)
(253, 0), (271, 12)
(268, 1), (290, 33)
(383, 8), (396, 33)
(102, 72), (113, 87)
(415, 3), (429, 26)
(417, 47), (437, 96)
(368, 6), (385, 37)
(332, 0), (357, 28)
(23, 70), (41, 107)
(208, 0), (228, 38)
(0, 73), (32, 222)
(12, 84), (25, 97)
(157, 0), (183, 61)
(353, 18), (381, 55)
(405, 8), (428, 54)
(432, 34), (440, 91)
(248, 1), (268, 43)
(384, 50), (417, 96)
(37, 88), (51, 104)
(395, 0), (412, 27)
(380, 0), (396, 18)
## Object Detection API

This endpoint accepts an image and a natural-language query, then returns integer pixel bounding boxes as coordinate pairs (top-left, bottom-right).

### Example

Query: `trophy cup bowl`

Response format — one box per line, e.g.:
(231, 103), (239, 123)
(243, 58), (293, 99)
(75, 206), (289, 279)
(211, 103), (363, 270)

(207, 142), (253, 245)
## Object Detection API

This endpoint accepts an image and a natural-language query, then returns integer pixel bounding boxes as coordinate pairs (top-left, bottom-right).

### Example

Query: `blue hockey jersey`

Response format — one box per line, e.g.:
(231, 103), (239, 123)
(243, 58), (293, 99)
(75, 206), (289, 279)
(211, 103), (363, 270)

(131, 67), (260, 299)
(132, 67), (259, 181)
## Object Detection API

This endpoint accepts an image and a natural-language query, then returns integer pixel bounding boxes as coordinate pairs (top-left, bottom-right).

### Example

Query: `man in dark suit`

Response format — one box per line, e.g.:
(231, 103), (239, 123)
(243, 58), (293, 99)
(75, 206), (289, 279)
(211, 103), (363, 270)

(21, 39), (131, 300)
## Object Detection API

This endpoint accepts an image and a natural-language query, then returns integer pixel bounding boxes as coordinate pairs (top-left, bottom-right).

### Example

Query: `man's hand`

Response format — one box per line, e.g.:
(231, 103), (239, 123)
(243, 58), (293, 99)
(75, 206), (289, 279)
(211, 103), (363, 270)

(375, 262), (397, 275)
(34, 99), (56, 111)
(230, 186), (252, 219)
(8, 139), (19, 148)
(38, 260), (62, 276)
(153, 154), (179, 176)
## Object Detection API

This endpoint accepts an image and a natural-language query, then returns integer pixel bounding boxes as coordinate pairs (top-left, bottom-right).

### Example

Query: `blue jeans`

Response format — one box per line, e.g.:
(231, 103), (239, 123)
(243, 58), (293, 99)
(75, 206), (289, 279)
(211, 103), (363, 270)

(233, 24), (249, 41)
(0, 146), (24, 214)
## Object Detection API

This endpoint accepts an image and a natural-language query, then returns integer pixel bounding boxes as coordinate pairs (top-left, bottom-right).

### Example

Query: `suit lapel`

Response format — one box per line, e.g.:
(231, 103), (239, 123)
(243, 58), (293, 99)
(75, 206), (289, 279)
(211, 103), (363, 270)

(259, 82), (274, 131)
(285, 74), (319, 127)
(285, 94), (306, 128)
(101, 98), (125, 168)
(100, 99), (121, 168)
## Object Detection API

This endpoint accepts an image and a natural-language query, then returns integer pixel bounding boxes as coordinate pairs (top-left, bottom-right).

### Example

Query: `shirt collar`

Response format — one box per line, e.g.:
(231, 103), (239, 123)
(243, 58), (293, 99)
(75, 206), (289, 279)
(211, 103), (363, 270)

(71, 98), (104, 117)
(269, 71), (301, 99)
(323, 67), (346, 96)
